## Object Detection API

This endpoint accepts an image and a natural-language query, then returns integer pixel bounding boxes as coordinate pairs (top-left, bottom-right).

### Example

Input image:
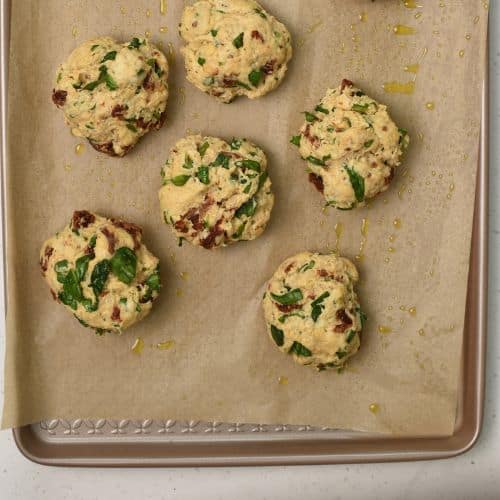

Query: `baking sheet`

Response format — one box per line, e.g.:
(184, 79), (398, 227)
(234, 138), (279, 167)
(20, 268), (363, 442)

(1, 0), (489, 435)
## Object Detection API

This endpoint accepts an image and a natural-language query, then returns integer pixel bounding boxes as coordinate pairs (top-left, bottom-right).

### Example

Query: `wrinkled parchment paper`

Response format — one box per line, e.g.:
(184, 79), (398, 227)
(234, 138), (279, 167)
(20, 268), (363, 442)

(2, 0), (488, 435)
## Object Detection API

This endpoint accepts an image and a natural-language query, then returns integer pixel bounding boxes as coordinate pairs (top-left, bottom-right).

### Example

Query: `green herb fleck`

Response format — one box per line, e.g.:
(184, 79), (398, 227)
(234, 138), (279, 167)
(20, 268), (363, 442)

(236, 159), (261, 172)
(101, 51), (117, 62)
(311, 291), (330, 322)
(197, 142), (210, 157)
(183, 154), (194, 169)
(248, 69), (263, 87)
(110, 247), (137, 285)
(90, 259), (111, 298)
(230, 138), (242, 150)
(352, 103), (369, 114)
(128, 37), (143, 49)
(364, 139), (374, 148)
(196, 165), (210, 185)
(233, 32), (244, 49)
(290, 135), (301, 147)
(127, 123), (138, 133)
(270, 325), (284, 347)
(235, 197), (257, 218)
(289, 341), (312, 357)
(306, 156), (326, 166)
(304, 112), (318, 123)
(346, 330), (357, 343)
(198, 56), (206, 66)
(315, 104), (329, 114)
(210, 29), (218, 37)
(298, 260), (315, 272)
(171, 175), (191, 186)
(344, 165), (365, 203)
(271, 288), (303, 306)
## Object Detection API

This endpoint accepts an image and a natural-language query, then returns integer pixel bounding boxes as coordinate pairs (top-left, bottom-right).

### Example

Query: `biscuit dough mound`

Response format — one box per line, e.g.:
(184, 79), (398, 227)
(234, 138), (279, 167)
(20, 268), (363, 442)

(293, 80), (409, 209)
(179, 0), (292, 103)
(159, 135), (274, 249)
(52, 36), (169, 156)
(40, 211), (161, 335)
(262, 252), (364, 370)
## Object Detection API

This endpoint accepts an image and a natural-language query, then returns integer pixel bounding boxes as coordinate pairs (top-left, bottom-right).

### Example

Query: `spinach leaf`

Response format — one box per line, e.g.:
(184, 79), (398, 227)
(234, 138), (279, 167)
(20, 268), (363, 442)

(236, 81), (251, 90)
(289, 341), (312, 357)
(197, 56), (206, 66)
(270, 325), (284, 347)
(143, 266), (161, 302)
(110, 247), (137, 285)
(230, 138), (242, 150)
(101, 51), (117, 62)
(248, 69), (263, 87)
(196, 166), (210, 185)
(233, 32), (244, 49)
(278, 311), (305, 323)
(346, 330), (357, 343)
(304, 112), (318, 123)
(127, 123), (138, 133)
(271, 288), (303, 305)
(90, 259), (111, 297)
(236, 159), (261, 172)
(235, 197), (257, 218)
(310, 291), (330, 322)
(128, 37), (143, 49)
(290, 135), (301, 146)
(233, 221), (247, 240)
(306, 155), (326, 166)
(298, 260), (315, 272)
(364, 139), (374, 148)
(171, 174), (191, 186)
(352, 103), (369, 114)
(212, 152), (230, 169)
(88, 235), (97, 248)
(315, 104), (329, 114)
(344, 165), (365, 203)
(257, 171), (268, 191)
(76, 254), (93, 281)
(183, 154), (194, 169)
(197, 142), (210, 157)
(210, 29), (218, 37)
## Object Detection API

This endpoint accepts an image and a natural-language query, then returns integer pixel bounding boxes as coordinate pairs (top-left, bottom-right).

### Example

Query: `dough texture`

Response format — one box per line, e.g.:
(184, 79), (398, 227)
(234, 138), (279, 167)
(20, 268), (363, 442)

(293, 80), (409, 209)
(263, 252), (364, 370)
(52, 36), (169, 156)
(159, 135), (274, 249)
(40, 211), (161, 335)
(179, 0), (292, 103)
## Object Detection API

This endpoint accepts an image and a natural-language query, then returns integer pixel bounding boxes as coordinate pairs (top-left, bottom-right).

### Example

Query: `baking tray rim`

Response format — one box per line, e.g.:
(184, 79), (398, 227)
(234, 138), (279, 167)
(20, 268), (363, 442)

(2, 0), (488, 466)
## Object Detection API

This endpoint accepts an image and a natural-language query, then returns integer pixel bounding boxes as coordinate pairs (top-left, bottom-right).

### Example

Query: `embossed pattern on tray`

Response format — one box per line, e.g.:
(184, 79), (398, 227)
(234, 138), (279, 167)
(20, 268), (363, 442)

(36, 419), (335, 437)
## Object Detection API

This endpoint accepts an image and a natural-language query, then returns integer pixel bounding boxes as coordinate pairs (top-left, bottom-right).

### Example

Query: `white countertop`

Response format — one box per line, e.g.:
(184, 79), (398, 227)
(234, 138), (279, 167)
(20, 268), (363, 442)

(0, 6), (499, 500)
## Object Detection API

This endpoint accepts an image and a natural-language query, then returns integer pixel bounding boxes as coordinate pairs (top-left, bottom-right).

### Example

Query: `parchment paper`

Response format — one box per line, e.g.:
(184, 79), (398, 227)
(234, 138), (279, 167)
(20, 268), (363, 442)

(1, 0), (489, 435)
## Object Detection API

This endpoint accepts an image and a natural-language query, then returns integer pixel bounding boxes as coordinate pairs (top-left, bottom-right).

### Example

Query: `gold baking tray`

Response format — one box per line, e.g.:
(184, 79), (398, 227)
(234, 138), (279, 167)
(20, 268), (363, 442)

(2, 0), (488, 466)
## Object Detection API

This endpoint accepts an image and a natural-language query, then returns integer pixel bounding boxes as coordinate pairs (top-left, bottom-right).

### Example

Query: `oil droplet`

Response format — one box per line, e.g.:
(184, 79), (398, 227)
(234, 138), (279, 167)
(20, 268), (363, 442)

(156, 340), (175, 350)
(159, 26), (168, 34)
(369, 403), (380, 414)
(278, 376), (289, 385)
(169, 252), (176, 263)
(359, 12), (367, 22)
(361, 218), (369, 237)
(355, 218), (369, 261)
(458, 50), (465, 57)
(414, 12), (422, 19)
(426, 102), (435, 110)
(418, 328), (425, 336)
(403, 0), (418, 7)
(71, 26), (78, 38)
(146, 8), (152, 17)
(167, 42), (176, 64)
(131, 337), (145, 354)
(389, 234), (396, 243)
(399, 305), (406, 311)
(393, 25), (416, 35)
(64, 164), (72, 172)
(180, 271), (189, 280)
(145, 30), (151, 39)
(384, 257), (390, 263)
(160, 0), (167, 15)
(398, 184), (406, 199)
(378, 325), (392, 334)
(334, 222), (344, 253)
(75, 143), (85, 155)
(306, 20), (323, 34)
(473, 16), (480, 24)
(120, 6), (127, 14)
(383, 81), (415, 94)
(175, 288), (183, 297)
(465, 33), (471, 40)
(404, 63), (420, 74)
(409, 307), (417, 315)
